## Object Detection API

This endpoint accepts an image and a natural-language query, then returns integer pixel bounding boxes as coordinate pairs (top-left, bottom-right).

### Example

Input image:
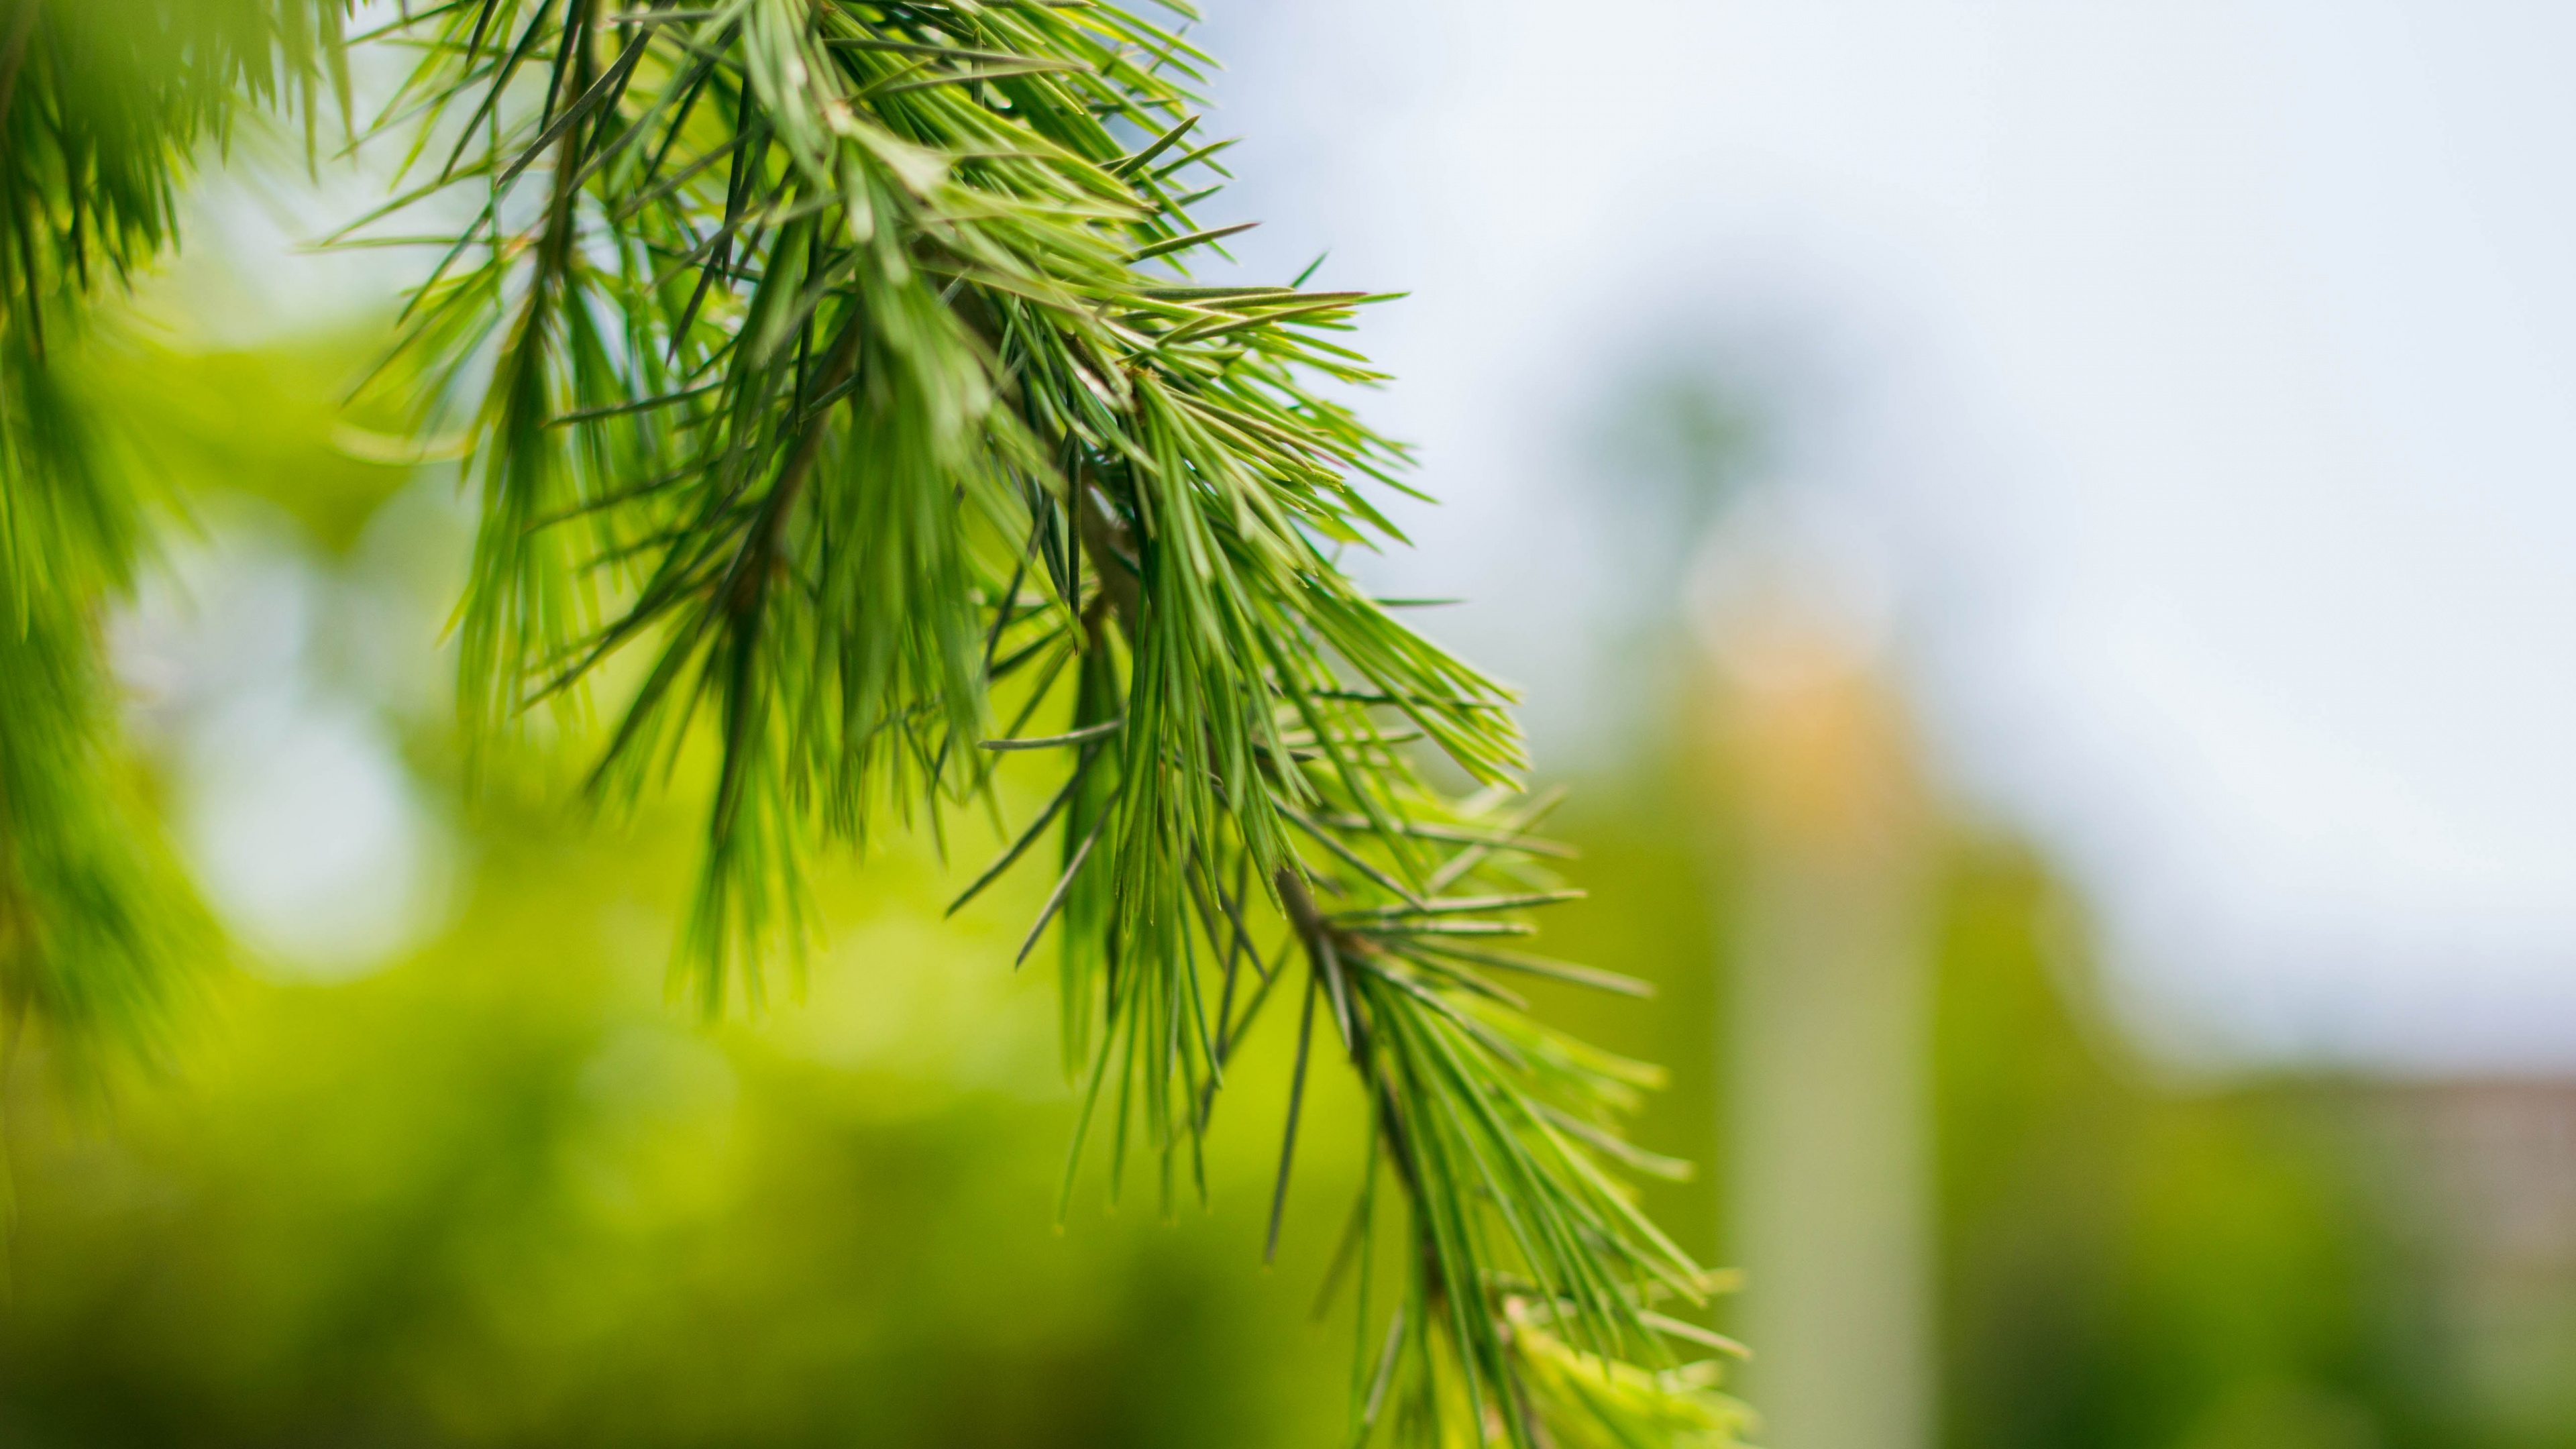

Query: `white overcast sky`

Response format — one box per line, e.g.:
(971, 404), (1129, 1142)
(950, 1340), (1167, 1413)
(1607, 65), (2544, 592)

(1190, 0), (2576, 1072)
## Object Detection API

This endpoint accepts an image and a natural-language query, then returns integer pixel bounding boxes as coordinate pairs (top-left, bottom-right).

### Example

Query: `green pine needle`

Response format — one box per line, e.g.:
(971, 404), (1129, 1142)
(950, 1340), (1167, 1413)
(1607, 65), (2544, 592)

(0, 3), (1749, 1442)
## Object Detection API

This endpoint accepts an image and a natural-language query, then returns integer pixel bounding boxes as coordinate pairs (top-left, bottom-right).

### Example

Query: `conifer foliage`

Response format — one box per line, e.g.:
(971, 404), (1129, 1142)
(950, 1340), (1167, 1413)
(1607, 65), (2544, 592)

(0, 2), (1748, 1442)
(1, 0), (346, 1071)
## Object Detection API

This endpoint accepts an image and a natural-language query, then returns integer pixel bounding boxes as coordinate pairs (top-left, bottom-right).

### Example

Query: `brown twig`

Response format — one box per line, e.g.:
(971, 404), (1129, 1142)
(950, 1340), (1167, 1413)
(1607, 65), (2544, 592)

(0, 2), (38, 132)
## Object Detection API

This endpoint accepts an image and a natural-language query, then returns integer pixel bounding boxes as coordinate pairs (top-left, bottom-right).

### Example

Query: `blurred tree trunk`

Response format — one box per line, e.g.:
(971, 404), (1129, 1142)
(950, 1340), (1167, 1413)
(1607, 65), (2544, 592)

(1708, 589), (1934, 1449)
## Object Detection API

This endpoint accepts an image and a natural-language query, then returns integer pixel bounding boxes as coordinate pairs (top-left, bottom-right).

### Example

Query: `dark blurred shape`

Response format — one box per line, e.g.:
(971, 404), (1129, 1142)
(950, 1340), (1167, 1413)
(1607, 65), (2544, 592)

(1594, 360), (1764, 573)
(1583, 352), (1770, 641)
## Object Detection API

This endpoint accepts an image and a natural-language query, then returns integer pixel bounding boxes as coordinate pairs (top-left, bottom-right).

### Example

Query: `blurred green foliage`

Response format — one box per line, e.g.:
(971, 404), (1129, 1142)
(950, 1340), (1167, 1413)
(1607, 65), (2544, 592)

(5, 331), (2567, 1449)
(1931, 843), (2447, 1449)
(4, 325), (1386, 1447)
(1, 786), (1375, 1448)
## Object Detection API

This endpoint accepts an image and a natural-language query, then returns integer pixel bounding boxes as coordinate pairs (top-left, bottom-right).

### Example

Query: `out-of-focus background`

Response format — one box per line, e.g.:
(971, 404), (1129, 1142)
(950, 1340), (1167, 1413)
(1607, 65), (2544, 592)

(7, 3), (2576, 1446)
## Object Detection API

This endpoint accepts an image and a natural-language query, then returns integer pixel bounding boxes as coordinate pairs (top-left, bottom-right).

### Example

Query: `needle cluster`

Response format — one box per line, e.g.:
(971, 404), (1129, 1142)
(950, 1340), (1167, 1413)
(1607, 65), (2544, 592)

(0, 3), (1748, 1442)
(0, 0), (345, 1072)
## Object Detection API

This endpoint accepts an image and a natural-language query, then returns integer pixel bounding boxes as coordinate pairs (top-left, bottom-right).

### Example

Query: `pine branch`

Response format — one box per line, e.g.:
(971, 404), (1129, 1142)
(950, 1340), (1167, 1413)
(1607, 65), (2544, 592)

(341, 4), (1748, 1441)
(0, 0), (352, 1065)
(0, 2), (1752, 1440)
(0, 332), (213, 1075)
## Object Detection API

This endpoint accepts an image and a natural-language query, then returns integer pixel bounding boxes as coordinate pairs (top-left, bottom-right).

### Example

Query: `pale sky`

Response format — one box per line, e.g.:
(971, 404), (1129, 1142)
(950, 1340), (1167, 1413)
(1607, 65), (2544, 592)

(1199, 0), (2576, 1072)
